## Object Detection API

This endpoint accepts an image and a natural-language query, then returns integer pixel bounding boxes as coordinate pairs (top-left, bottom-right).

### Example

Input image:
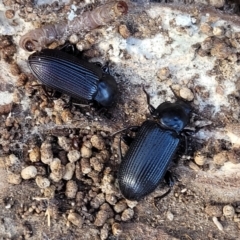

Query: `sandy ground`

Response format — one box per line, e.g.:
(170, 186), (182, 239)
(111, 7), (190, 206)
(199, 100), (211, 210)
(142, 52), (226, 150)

(0, 0), (240, 239)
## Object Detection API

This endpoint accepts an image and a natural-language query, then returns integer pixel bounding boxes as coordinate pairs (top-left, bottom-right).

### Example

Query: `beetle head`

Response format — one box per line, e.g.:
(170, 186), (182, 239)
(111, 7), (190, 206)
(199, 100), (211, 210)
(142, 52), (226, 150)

(155, 100), (192, 133)
(94, 74), (117, 107)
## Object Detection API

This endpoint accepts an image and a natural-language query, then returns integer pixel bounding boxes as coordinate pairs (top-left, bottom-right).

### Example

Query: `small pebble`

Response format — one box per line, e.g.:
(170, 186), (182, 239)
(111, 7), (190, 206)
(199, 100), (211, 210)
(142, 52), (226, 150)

(94, 209), (109, 227)
(194, 152), (206, 166)
(189, 161), (200, 171)
(63, 163), (75, 180)
(50, 158), (65, 182)
(118, 24), (130, 39)
(40, 142), (53, 165)
(35, 176), (50, 189)
(112, 222), (122, 236)
(166, 211), (174, 221)
(81, 158), (92, 174)
(90, 135), (105, 150)
(67, 150), (81, 163)
(212, 216), (224, 232)
(65, 180), (78, 199)
(5, 9), (15, 19)
(6, 154), (19, 166)
(179, 87), (194, 101)
(21, 166), (37, 180)
(100, 223), (109, 240)
(29, 146), (41, 162)
(213, 151), (227, 165)
(58, 137), (71, 152)
(157, 67), (170, 81)
(114, 200), (127, 213)
(69, 34), (79, 44)
(121, 208), (134, 221)
(223, 205), (235, 218)
(81, 145), (92, 158)
(68, 212), (83, 227)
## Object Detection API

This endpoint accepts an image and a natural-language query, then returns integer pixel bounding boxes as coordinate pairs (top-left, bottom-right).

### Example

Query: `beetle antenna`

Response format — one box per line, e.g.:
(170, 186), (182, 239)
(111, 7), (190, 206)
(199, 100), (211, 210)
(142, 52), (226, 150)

(111, 126), (139, 137)
(142, 85), (156, 115)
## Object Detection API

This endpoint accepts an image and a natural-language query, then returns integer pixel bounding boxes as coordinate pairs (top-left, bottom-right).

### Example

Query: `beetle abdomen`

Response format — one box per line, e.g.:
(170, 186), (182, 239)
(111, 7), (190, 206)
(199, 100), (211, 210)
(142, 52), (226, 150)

(118, 120), (179, 201)
(28, 49), (102, 101)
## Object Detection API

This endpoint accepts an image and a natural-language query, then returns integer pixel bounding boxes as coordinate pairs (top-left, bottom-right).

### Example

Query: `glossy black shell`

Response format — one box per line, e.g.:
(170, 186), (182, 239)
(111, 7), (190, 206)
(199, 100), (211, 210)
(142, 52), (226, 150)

(28, 49), (117, 106)
(118, 120), (180, 201)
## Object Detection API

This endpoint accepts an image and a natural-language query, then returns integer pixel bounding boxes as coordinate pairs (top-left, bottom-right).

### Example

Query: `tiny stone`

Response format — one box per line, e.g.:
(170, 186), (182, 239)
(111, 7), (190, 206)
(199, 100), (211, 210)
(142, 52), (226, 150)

(44, 185), (56, 198)
(6, 154), (19, 166)
(166, 211), (174, 221)
(65, 180), (78, 199)
(200, 23), (213, 36)
(213, 26), (224, 36)
(90, 193), (105, 209)
(223, 205), (235, 218)
(179, 87), (194, 101)
(5, 9), (15, 19)
(194, 152), (206, 166)
(90, 135), (105, 150)
(21, 166), (37, 180)
(10, 62), (21, 76)
(118, 24), (130, 39)
(50, 158), (65, 182)
(157, 67), (170, 81)
(35, 176), (50, 189)
(69, 34), (79, 44)
(90, 157), (103, 172)
(81, 145), (92, 158)
(94, 210), (109, 227)
(100, 223), (109, 240)
(106, 194), (117, 205)
(212, 216), (224, 232)
(29, 146), (41, 162)
(189, 161), (200, 171)
(58, 136), (71, 152)
(121, 208), (134, 221)
(68, 212), (83, 227)
(67, 150), (81, 163)
(40, 142), (53, 165)
(114, 200), (127, 213)
(63, 163), (75, 180)
(126, 199), (138, 208)
(81, 158), (92, 174)
(213, 151), (227, 165)
(112, 222), (122, 236)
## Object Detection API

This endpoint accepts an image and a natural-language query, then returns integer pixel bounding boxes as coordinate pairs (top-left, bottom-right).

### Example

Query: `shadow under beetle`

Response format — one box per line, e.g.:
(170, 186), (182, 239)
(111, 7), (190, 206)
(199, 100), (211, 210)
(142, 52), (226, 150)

(28, 48), (117, 107)
(116, 87), (193, 201)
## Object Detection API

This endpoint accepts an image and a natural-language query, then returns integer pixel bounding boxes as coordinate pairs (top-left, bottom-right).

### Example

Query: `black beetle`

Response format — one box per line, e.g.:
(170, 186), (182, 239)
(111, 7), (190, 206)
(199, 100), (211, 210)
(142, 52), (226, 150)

(28, 48), (117, 107)
(117, 88), (192, 201)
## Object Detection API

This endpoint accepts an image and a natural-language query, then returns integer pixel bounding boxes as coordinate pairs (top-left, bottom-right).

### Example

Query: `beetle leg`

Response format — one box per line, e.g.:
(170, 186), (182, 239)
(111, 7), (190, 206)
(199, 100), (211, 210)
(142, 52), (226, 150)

(101, 62), (110, 74)
(153, 171), (175, 208)
(164, 170), (174, 187)
(117, 126), (140, 160)
(122, 134), (134, 146)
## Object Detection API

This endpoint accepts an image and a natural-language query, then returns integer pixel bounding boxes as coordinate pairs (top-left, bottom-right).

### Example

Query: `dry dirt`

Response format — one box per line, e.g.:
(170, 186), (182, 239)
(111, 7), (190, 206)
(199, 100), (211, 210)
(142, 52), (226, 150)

(0, 0), (240, 239)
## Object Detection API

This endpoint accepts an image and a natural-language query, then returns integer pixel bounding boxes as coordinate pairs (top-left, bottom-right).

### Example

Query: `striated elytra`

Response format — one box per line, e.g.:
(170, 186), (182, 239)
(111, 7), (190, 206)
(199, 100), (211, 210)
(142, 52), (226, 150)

(28, 49), (117, 107)
(118, 89), (192, 201)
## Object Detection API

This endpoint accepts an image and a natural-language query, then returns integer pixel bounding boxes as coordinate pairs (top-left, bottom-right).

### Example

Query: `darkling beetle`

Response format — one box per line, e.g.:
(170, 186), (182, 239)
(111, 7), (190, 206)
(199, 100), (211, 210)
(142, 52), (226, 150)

(116, 87), (193, 201)
(28, 48), (117, 107)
